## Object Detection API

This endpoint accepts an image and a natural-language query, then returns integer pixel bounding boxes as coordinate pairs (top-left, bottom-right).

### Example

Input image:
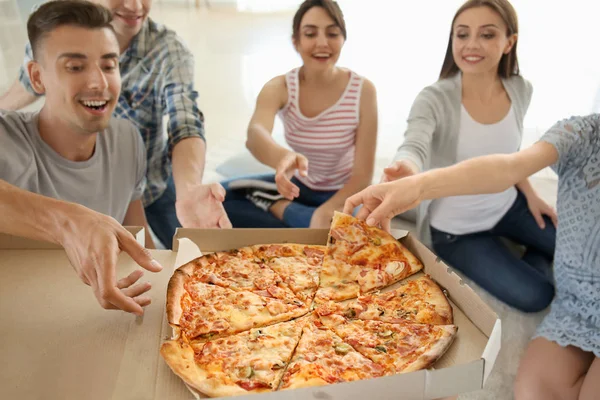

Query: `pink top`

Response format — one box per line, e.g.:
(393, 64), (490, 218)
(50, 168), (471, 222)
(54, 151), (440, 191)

(278, 68), (363, 191)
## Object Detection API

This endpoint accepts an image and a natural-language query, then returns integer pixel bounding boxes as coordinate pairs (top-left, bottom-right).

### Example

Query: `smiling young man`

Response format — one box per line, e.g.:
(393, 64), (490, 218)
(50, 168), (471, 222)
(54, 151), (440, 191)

(0, 0), (156, 248)
(0, 0), (231, 248)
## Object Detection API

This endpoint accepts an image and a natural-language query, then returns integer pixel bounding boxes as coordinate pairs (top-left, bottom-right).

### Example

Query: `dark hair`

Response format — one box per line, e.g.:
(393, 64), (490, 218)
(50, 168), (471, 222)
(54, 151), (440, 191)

(292, 0), (346, 41)
(439, 0), (519, 80)
(27, 0), (114, 60)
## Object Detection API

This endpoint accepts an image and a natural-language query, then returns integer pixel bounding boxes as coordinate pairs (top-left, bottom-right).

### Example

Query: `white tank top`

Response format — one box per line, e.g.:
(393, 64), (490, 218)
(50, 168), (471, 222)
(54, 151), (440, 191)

(429, 104), (519, 234)
(278, 68), (363, 191)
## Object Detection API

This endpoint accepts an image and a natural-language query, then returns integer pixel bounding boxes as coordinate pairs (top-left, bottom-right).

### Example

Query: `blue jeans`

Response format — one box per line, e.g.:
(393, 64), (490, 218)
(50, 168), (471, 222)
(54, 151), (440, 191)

(431, 190), (556, 313)
(222, 174), (336, 228)
(144, 176), (181, 249)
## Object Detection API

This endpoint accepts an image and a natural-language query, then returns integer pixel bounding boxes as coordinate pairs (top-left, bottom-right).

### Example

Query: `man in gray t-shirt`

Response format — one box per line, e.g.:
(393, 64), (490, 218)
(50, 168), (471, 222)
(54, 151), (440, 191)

(0, 111), (146, 224)
(0, 1), (154, 248)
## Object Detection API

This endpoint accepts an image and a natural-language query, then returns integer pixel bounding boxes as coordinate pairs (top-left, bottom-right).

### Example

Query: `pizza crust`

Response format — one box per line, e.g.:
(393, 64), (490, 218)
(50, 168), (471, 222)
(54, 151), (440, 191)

(402, 325), (458, 373)
(166, 270), (188, 326)
(160, 340), (254, 398)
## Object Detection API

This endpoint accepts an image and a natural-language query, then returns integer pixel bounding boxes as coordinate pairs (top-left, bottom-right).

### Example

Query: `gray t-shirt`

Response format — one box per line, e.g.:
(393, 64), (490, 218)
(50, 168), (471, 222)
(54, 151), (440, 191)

(0, 111), (146, 223)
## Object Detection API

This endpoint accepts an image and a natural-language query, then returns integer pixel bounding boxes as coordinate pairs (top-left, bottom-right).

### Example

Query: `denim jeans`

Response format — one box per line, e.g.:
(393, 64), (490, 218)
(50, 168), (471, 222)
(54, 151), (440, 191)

(222, 174), (336, 228)
(431, 190), (557, 313)
(144, 176), (181, 249)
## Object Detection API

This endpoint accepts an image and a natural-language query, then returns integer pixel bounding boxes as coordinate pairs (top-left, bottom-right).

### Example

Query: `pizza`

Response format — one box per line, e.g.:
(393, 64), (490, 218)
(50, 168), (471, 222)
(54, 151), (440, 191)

(315, 275), (453, 325)
(161, 214), (458, 397)
(279, 315), (385, 390)
(319, 314), (457, 374)
(316, 212), (424, 302)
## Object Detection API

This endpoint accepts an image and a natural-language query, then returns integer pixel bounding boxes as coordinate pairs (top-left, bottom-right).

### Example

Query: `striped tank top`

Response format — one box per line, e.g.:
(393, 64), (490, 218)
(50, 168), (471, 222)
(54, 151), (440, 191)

(278, 67), (363, 191)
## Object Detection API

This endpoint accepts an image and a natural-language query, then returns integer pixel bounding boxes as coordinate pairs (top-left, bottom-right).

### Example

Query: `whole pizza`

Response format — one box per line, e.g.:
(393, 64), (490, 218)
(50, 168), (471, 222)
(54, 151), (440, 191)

(161, 212), (457, 397)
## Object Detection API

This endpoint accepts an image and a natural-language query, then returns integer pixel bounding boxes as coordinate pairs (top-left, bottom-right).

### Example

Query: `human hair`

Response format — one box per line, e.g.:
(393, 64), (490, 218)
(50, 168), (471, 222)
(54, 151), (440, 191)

(439, 0), (519, 79)
(292, 0), (347, 41)
(27, 0), (114, 60)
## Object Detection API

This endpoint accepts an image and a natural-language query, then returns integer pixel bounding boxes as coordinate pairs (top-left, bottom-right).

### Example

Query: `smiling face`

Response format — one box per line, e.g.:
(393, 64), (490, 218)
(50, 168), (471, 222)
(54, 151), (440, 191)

(451, 5), (516, 76)
(28, 25), (121, 134)
(293, 6), (345, 72)
(95, 0), (152, 39)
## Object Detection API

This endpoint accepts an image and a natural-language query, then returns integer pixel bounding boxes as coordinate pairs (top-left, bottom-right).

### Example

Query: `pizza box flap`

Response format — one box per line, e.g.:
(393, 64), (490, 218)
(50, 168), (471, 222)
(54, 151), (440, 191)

(164, 229), (501, 399)
(0, 226), (145, 249)
(0, 229), (177, 400)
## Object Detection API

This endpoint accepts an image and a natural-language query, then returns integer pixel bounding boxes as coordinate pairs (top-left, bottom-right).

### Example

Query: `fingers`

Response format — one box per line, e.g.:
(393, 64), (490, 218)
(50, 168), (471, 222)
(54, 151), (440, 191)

(381, 218), (392, 233)
(209, 183), (226, 202)
(95, 246), (144, 316)
(119, 231), (163, 273)
(218, 212), (233, 229)
(116, 269), (144, 289)
(551, 211), (558, 228)
(297, 155), (309, 177)
(355, 205), (373, 221)
(343, 192), (364, 215)
(134, 296), (152, 308)
(275, 172), (299, 200)
(532, 209), (546, 230)
(365, 200), (396, 228)
(121, 281), (152, 299)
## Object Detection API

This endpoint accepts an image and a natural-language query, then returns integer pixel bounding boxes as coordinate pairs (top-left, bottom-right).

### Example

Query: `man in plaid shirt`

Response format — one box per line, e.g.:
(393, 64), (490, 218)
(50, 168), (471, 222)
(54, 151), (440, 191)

(0, 0), (232, 248)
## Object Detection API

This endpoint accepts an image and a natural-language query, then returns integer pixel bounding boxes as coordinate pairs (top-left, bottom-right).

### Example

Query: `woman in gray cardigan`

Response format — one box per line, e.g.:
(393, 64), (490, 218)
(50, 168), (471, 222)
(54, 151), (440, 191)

(383, 0), (557, 313)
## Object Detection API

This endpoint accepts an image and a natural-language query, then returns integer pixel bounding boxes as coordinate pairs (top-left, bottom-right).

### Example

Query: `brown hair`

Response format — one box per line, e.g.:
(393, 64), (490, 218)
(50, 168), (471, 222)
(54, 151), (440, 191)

(439, 0), (519, 80)
(292, 0), (347, 41)
(27, 0), (114, 60)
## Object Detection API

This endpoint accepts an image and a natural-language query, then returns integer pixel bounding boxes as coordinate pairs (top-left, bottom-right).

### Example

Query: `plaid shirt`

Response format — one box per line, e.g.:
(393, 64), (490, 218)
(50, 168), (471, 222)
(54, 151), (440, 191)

(19, 18), (205, 206)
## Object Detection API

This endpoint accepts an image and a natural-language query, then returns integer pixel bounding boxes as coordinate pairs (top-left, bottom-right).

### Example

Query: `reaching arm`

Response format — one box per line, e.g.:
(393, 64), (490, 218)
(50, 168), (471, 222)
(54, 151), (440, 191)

(245, 76), (290, 168)
(344, 142), (559, 229)
(0, 79), (38, 111)
(0, 180), (163, 315)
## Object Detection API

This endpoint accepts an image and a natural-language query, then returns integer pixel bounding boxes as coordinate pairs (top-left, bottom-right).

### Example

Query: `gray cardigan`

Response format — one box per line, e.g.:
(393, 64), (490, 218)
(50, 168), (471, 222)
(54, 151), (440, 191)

(393, 72), (533, 246)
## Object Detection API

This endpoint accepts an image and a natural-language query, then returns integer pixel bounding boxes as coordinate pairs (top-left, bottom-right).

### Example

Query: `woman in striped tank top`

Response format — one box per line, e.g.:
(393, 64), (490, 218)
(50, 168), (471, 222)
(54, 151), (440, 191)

(222, 0), (378, 228)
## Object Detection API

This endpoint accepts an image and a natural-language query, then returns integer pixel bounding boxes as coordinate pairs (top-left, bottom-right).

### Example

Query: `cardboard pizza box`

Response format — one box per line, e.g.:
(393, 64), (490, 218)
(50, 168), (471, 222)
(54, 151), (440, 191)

(0, 227), (179, 400)
(0, 227), (500, 400)
(157, 228), (501, 400)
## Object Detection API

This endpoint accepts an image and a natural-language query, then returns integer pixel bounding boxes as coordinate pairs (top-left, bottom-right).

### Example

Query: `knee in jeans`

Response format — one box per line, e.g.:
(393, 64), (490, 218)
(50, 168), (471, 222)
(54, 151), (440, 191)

(513, 284), (555, 313)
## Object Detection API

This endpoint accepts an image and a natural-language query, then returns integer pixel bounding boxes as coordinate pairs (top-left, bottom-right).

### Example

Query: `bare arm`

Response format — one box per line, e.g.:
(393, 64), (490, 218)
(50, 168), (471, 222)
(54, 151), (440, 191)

(0, 79), (38, 111)
(0, 180), (162, 314)
(319, 78), (378, 211)
(171, 137), (206, 195)
(123, 199), (156, 249)
(419, 142), (559, 200)
(245, 76), (290, 168)
(345, 142), (559, 229)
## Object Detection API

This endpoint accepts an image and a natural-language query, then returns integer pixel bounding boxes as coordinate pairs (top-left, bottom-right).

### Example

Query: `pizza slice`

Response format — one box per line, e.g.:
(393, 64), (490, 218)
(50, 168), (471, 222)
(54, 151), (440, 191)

(279, 316), (385, 390)
(322, 316), (457, 375)
(317, 212), (423, 302)
(161, 318), (306, 398)
(182, 248), (304, 307)
(166, 271), (309, 341)
(316, 275), (453, 325)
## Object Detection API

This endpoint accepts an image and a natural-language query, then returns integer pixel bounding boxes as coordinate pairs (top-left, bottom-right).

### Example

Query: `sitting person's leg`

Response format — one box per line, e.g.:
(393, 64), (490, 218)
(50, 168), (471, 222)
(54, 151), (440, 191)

(492, 190), (556, 280)
(222, 174), (287, 228)
(144, 176), (181, 249)
(514, 338), (594, 400)
(431, 227), (555, 312)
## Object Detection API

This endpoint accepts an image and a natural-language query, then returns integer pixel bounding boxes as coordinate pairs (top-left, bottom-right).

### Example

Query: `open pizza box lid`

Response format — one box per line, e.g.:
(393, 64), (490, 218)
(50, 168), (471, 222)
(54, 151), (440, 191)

(159, 228), (501, 400)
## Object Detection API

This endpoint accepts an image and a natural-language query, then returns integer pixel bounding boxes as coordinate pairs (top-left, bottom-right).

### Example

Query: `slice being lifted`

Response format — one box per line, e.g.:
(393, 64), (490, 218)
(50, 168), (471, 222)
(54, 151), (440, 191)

(161, 318), (306, 398)
(280, 316), (385, 390)
(316, 275), (453, 325)
(317, 212), (424, 302)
